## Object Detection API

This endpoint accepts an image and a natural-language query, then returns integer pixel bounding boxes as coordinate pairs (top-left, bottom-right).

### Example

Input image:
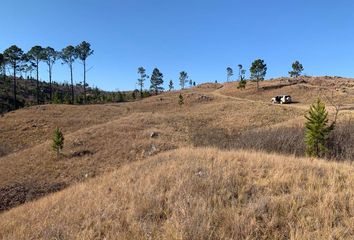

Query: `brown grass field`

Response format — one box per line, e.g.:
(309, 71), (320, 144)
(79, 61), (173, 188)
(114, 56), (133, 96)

(0, 76), (353, 239)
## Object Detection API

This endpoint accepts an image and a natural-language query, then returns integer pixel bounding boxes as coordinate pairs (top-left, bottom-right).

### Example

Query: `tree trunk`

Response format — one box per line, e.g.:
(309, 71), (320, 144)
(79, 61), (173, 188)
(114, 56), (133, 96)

(36, 62), (40, 105)
(83, 60), (86, 104)
(70, 64), (74, 104)
(13, 65), (17, 109)
(49, 65), (52, 103)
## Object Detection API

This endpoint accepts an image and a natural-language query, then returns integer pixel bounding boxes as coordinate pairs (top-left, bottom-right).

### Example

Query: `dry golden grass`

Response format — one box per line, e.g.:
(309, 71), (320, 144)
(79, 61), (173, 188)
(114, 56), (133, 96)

(0, 82), (308, 211)
(1, 148), (354, 239)
(0, 76), (353, 239)
(220, 76), (354, 106)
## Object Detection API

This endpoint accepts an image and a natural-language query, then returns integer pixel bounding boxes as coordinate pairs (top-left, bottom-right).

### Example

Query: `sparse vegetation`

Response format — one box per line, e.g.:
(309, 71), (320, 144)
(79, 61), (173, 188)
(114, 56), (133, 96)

(0, 76), (353, 239)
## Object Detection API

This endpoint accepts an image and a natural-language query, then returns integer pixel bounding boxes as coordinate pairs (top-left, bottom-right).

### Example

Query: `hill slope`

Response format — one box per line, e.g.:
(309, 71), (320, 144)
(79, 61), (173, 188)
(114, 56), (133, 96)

(0, 76), (353, 239)
(1, 148), (354, 239)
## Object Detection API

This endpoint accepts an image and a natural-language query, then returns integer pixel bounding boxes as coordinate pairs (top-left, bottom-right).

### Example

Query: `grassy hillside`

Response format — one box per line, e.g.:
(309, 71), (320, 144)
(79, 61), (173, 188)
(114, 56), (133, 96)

(1, 148), (354, 239)
(0, 76), (353, 239)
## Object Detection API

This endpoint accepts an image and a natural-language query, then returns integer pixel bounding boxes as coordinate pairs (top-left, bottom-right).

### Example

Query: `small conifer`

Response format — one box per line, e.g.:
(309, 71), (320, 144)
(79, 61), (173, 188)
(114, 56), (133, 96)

(178, 93), (184, 107)
(304, 99), (334, 158)
(52, 127), (64, 158)
(237, 79), (247, 90)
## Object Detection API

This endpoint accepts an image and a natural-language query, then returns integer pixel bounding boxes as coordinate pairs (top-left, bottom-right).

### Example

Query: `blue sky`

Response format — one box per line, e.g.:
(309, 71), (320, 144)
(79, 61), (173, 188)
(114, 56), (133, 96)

(2, 0), (354, 91)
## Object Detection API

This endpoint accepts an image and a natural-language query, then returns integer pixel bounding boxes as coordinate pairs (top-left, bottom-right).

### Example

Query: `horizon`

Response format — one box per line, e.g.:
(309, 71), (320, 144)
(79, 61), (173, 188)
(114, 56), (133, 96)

(2, 0), (354, 91)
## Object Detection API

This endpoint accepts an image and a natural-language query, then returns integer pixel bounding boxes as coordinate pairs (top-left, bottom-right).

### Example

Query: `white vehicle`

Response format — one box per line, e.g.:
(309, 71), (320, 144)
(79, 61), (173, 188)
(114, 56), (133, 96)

(271, 95), (292, 104)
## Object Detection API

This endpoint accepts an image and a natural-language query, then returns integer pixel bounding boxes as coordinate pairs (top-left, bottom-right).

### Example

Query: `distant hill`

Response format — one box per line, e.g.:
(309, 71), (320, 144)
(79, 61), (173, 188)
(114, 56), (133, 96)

(0, 75), (145, 113)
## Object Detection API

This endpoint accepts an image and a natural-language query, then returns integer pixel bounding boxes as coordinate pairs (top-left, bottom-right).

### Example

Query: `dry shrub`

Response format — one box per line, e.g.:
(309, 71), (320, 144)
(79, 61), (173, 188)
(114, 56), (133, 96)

(191, 122), (354, 161)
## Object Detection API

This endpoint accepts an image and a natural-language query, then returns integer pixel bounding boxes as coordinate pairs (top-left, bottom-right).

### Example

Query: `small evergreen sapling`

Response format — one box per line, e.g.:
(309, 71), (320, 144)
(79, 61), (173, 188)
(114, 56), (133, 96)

(304, 99), (334, 158)
(237, 68), (247, 90)
(178, 93), (184, 107)
(237, 79), (247, 90)
(52, 127), (64, 158)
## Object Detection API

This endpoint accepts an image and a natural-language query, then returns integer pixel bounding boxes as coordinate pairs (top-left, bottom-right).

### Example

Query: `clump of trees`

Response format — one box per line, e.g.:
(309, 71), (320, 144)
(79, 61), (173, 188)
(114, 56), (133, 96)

(1, 41), (94, 109)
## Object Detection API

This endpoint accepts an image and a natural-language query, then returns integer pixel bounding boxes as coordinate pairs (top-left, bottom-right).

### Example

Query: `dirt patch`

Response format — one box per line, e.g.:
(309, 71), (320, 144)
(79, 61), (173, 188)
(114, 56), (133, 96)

(0, 182), (66, 212)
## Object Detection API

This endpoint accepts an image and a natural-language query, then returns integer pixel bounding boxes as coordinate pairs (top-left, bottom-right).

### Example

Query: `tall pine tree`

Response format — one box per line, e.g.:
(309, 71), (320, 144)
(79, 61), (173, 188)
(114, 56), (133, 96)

(150, 68), (164, 94)
(138, 67), (148, 97)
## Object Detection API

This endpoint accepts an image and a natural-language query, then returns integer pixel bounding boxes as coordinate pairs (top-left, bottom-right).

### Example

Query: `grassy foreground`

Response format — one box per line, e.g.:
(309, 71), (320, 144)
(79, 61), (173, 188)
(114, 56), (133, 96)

(1, 148), (354, 239)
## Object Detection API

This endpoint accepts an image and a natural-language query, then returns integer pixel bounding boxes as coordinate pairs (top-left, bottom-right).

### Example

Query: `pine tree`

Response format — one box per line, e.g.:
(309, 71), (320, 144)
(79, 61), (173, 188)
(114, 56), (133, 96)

(289, 61), (304, 78)
(150, 68), (164, 94)
(304, 99), (334, 158)
(76, 41), (94, 104)
(137, 67), (148, 97)
(179, 71), (188, 89)
(168, 80), (174, 91)
(226, 67), (233, 82)
(178, 93), (184, 107)
(27, 45), (45, 105)
(250, 59), (267, 90)
(52, 127), (64, 158)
